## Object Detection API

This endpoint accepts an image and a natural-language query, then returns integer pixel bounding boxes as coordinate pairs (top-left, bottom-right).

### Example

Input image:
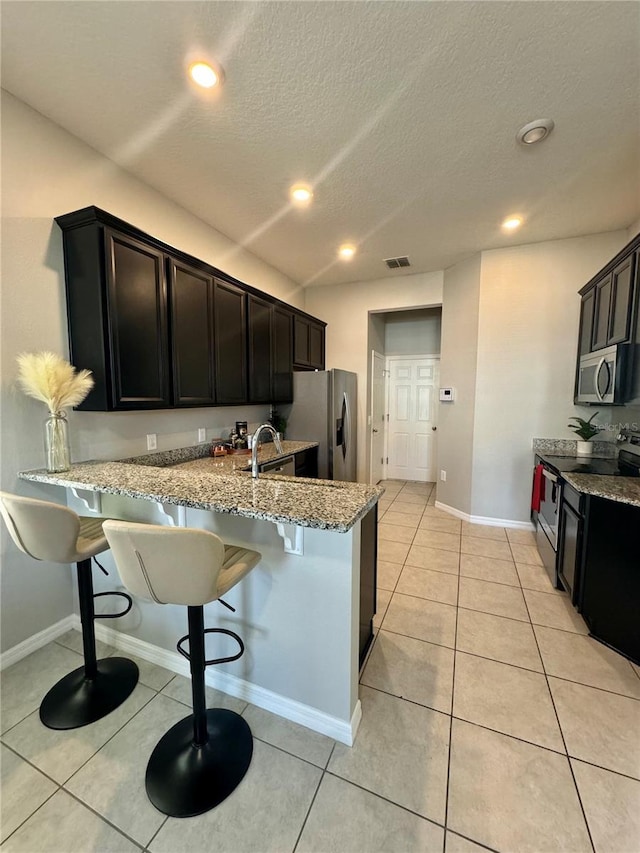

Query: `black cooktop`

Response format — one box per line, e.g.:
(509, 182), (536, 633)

(538, 455), (624, 476)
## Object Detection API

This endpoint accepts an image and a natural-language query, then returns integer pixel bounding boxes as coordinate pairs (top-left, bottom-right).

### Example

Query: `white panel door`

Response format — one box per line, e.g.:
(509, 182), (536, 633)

(370, 351), (386, 484)
(387, 357), (439, 482)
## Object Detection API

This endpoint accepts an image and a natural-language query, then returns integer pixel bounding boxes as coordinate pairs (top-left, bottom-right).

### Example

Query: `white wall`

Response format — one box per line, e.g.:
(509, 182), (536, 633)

(383, 308), (441, 355)
(437, 255), (481, 515)
(0, 92), (300, 651)
(305, 271), (444, 482)
(470, 231), (630, 522)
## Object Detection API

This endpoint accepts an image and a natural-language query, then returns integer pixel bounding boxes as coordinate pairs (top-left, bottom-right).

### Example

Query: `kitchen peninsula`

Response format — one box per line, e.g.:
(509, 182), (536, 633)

(19, 441), (382, 745)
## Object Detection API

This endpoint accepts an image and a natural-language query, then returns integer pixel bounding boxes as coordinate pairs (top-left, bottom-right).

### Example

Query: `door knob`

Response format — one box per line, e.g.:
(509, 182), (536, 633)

(372, 428), (379, 433)
(432, 427), (437, 431)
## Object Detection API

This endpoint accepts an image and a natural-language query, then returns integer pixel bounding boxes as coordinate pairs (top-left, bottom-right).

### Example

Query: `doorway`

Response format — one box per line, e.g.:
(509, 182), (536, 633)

(366, 306), (442, 484)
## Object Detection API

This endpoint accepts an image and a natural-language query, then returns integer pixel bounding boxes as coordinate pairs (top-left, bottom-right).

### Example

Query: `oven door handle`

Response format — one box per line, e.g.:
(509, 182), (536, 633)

(542, 468), (558, 484)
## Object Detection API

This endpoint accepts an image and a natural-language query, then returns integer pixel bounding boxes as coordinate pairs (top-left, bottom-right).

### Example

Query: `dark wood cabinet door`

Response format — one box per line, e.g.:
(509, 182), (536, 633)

(247, 294), (273, 404)
(169, 259), (215, 407)
(308, 321), (325, 369)
(293, 315), (310, 366)
(558, 501), (580, 603)
(581, 497), (640, 662)
(591, 274), (613, 350)
(608, 254), (636, 345)
(213, 280), (247, 405)
(272, 306), (293, 402)
(578, 290), (595, 356)
(105, 229), (170, 409)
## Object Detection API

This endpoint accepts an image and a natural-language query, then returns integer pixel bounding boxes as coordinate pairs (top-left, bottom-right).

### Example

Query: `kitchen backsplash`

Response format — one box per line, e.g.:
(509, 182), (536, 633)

(532, 438), (618, 457)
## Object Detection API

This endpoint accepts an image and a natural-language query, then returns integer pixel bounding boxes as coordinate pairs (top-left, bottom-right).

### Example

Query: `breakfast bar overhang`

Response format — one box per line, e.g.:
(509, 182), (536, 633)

(19, 446), (382, 745)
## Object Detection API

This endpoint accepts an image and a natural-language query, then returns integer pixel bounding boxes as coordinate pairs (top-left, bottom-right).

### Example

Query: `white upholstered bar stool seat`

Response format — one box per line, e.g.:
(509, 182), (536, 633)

(102, 520), (261, 818)
(0, 492), (139, 729)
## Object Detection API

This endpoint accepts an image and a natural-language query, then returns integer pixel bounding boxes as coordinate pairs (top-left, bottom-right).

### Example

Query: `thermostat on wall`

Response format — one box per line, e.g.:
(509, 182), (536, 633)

(439, 387), (455, 402)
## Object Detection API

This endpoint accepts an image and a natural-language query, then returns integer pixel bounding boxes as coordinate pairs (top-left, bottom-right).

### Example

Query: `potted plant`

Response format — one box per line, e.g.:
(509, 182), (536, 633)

(567, 412), (600, 456)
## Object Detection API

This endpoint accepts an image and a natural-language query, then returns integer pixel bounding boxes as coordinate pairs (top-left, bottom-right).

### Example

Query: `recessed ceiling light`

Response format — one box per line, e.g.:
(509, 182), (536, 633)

(189, 61), (223, 89)
(502, 216), (523, 231)
(289, 184), (313, 206)
(516, 118), (554, 145)
(338, 244), (357, 261)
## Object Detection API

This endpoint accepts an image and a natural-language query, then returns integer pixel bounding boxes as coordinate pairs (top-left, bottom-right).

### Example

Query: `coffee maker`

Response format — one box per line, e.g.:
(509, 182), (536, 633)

(231, 421), (248, 450)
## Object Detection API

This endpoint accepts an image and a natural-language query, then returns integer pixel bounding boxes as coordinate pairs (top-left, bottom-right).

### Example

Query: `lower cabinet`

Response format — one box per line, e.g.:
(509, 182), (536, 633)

(557, 483), (583, 603)
(293, 446), (318, 478)
(359, 504), (377, 668)
(579, 497), (640, 663)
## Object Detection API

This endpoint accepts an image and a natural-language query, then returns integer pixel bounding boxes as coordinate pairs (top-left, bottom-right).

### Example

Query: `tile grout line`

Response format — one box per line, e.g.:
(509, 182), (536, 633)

(442, 518), (462, 851)
(371, 624), (640, 703)
(322, 767), (448, 834)
(0, 743), (63, 846)
(144, 815), (169, 851)
(290, 762), (326, 852)
(510, 538), (597, 853)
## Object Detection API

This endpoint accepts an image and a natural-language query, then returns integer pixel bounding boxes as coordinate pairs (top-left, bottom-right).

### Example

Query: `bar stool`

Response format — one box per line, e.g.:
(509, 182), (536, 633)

(0, 492), (139, 729)
(103, 520), (261, 818)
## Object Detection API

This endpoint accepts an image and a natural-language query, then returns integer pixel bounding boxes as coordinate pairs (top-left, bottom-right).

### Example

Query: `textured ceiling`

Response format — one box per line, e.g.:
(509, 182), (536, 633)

(2, 1), (639, 287)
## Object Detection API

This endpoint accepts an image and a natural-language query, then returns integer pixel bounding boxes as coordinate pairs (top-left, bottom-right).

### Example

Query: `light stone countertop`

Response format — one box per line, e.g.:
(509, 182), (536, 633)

(18, 441), (383, 532)
(562, 473), (640, 509)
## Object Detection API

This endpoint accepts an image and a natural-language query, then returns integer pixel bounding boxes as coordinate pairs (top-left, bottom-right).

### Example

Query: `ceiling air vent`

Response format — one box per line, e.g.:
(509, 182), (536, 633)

(384, 256), (411, 269)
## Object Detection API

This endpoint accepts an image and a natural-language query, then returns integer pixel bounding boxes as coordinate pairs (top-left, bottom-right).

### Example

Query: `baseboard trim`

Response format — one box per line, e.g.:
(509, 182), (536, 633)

(434, 500), (534, 530)
(1, 615), (76, 671)
(85, 618), (359, 746)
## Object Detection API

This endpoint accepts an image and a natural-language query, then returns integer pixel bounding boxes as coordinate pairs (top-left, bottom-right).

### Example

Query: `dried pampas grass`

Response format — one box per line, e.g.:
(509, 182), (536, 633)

(16, 351), (94, 413)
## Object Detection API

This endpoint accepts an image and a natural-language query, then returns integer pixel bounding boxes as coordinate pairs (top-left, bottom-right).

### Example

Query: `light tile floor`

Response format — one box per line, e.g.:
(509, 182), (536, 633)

(1, 479), (639, 852)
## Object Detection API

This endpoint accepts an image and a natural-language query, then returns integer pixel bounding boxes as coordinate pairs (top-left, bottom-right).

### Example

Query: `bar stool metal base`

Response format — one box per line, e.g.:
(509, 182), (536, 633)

(145, 709), (253, 818)
(39, 657), (139, 730)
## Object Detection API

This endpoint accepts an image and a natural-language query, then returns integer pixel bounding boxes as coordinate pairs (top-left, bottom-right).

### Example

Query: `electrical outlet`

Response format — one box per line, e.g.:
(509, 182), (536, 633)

(198, 428), (206, 443)
(440, 469), (447, 482)
(146, 433), (157, 451)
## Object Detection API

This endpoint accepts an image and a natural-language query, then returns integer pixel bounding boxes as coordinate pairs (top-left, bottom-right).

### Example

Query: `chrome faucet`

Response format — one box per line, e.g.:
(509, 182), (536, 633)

(251, 423), (283, 478)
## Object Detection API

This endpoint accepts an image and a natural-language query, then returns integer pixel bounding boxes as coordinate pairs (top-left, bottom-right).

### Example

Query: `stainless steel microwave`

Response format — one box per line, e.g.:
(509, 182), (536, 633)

(575, 344), (628, 405)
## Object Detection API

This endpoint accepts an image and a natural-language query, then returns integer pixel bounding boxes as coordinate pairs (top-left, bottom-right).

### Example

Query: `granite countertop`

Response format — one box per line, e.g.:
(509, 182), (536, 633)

(532, 442), (640, 508)
(562, 473), (640, 509)
(18, 441), (383, 533)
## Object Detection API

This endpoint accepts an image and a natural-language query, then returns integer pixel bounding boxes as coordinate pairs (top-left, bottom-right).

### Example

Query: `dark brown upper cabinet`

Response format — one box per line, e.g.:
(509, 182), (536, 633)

(293, 314), (326, 370)
(213, 279), (247, 405)
(58, 217), (171, 411)
(272, 306), (293, 403)
(580, 244), (638, 354)
(105, 230), (171, 409)
(578, 287), (595, 356)
(169, 259), (215, 407)
(56, 207), (326, 411)
(575, 234), (640, 406)
(591, 273), (613, 350)
(608, 253), (636, 345)
(247, 294), (273, 404)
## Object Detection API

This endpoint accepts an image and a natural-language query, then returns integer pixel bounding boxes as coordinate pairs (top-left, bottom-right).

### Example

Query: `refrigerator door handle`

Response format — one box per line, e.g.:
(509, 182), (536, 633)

(342, 392), (349, 460)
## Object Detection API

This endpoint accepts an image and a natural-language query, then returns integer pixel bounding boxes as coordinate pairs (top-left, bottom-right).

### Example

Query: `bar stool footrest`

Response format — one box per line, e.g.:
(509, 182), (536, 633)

(93, 591), (133, 619)
(39, 657), (139, 730)
(145, 708), (253, 818)
(176, 628), (245, 667)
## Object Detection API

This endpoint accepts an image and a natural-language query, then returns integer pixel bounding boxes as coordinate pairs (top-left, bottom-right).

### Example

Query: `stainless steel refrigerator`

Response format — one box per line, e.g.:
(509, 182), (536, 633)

(287, 370), (357, 481)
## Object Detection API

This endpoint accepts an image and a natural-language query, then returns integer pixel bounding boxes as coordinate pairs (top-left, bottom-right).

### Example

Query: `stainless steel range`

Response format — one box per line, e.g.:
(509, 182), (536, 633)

(532, 429), (640, 585)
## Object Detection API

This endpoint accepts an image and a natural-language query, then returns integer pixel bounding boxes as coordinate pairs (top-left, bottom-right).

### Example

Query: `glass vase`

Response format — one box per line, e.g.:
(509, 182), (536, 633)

(44, 411), (71, 472)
